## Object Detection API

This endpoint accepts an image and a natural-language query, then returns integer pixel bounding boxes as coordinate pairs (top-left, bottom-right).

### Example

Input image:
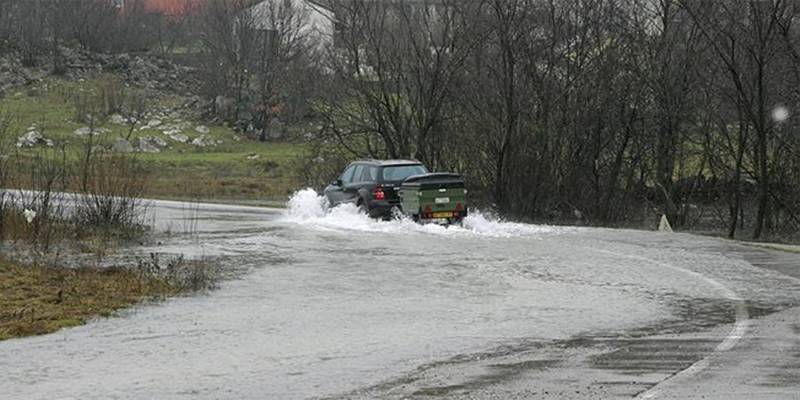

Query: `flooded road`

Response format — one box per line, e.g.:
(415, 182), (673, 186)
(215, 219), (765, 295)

(2, 190), (800, 399)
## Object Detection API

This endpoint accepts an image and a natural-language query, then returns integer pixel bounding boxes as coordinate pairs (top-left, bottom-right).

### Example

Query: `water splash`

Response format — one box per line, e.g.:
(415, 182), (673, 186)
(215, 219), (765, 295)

(286, 188), (329, 219)
(282, 189), (569, 238)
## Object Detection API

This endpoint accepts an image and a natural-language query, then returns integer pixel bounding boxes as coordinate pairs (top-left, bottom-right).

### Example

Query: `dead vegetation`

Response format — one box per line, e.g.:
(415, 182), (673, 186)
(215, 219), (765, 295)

(0, 258), (175, 341)
(0, 106), (219, 340)
(0, 249), (219, 341)
(0, 152), (148, 251)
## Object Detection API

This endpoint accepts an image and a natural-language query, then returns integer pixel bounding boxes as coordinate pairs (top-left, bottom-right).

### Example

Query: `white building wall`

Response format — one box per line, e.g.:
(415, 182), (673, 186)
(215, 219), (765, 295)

(248, 0), (334, 51)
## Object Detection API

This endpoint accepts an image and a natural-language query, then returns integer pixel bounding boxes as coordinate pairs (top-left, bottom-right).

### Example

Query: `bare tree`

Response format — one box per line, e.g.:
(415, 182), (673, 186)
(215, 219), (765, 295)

(247, 0), (314, 141)
(322, 0), (477, 166)
(198, 0), (255, 122)
(682, 0), (798, 238)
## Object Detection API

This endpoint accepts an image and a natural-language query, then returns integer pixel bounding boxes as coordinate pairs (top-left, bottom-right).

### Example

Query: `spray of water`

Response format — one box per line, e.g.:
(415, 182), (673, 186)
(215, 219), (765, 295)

(282, 189), (569, 238)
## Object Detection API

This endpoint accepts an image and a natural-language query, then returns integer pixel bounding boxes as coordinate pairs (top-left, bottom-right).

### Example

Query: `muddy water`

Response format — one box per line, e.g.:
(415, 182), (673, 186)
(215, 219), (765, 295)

(2, 191), (799, 399)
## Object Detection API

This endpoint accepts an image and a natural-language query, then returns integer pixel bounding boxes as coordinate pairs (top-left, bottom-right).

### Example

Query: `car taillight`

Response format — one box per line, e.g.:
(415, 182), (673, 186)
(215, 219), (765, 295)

(373, 187), (385, 200)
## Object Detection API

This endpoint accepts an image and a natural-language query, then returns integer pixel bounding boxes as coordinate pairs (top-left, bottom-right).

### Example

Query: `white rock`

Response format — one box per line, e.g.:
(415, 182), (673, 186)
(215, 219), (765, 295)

(145, 119), (162, 129)
(110, 114), (127, 125)
(168, 133), (189, 143)
(195, 125), (210, 134)
(16, 131), (53, 148)
(112, 138), (134, 153)
(151, 136), (168, 147)
(74, 127), (91, 136)
(191, 135), (218, 147)
(191, 136), (207, 147)
(137, 138), (161, 153)
(74, 127), (110, 136)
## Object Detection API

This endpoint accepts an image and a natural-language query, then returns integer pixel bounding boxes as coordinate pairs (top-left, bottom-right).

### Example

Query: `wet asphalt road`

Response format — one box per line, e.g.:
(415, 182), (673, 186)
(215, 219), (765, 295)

(2, 192), (800, 399)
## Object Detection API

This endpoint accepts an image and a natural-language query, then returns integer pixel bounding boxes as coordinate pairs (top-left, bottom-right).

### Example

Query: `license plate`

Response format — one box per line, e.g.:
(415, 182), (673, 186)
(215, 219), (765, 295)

(435, 197), (450, 204)
(433, 212), (453, 218)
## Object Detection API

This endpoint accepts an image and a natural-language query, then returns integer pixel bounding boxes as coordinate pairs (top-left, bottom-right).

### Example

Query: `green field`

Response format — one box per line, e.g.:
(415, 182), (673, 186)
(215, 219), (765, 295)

(1, 78), (306, 205)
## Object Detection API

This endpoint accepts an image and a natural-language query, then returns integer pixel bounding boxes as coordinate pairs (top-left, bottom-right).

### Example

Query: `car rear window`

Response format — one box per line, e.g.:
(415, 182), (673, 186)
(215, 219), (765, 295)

(381, 165), (428, 182)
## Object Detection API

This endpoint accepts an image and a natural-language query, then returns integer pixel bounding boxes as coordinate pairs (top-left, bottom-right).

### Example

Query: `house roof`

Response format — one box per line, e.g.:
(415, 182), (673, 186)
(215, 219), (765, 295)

(135, 0), (264, 16)
(140, 0), (200, 15)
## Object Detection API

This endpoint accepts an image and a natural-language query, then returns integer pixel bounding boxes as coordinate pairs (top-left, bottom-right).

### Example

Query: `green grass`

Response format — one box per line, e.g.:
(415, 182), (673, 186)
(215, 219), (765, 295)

(138, 142), (305, 202)
(1, 77), (308, 203)
(2, 82), (81, 139)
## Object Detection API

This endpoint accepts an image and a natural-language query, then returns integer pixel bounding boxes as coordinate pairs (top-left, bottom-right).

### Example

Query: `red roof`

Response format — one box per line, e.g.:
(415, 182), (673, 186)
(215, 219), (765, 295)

(133, 0), (261, 16)
(141, 0), (201, 15)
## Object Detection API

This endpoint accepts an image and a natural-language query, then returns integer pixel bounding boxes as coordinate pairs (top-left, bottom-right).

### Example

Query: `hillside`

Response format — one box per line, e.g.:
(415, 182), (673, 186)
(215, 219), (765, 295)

(0, 49), (307, 205)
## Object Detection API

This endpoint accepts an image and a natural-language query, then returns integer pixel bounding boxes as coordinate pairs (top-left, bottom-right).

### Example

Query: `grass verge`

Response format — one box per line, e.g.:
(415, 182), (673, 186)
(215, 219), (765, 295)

(0, 258), (177, 341)
(739, 241), (800, 254)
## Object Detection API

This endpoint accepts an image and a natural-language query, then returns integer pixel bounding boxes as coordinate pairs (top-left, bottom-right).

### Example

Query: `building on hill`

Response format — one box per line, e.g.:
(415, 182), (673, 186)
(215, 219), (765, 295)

(244, 0), (334, 50)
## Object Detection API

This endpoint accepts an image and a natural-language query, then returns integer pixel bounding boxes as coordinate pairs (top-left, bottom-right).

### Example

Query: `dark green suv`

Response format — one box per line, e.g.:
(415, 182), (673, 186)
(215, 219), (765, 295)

(324, 160), (428, 219)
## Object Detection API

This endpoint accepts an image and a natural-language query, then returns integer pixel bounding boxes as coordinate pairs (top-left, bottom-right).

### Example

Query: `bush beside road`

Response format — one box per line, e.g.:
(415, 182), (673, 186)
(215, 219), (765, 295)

(0, 78), (231, 340)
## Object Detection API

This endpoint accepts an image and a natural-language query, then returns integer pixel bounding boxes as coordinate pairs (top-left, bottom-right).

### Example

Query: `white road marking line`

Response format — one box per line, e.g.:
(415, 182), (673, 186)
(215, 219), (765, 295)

(594, 249), (750, 400)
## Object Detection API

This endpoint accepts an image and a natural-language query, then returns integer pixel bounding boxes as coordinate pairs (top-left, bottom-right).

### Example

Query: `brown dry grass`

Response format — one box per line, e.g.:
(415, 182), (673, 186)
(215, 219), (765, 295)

(0, 258), (178, 341)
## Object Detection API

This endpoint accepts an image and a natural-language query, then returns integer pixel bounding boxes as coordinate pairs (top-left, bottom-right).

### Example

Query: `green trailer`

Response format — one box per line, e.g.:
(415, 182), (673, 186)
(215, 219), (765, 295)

(398, 173), (467, 224)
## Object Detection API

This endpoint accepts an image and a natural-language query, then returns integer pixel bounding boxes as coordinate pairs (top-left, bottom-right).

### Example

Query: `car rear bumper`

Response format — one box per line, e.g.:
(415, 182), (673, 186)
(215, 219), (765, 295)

(367, 200), (400, 219)
(418, 210), (467, 222)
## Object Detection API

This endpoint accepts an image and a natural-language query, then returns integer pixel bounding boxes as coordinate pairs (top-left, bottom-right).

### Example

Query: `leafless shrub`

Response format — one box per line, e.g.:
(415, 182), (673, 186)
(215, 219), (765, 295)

(9, 145), (69, 253)
(155, 1), (201, 54)
(57, 0), (119, 52)
(294, 136), (354, 191)
(98, 76), (127, 116)
(0, 111), (12, 240)
(135, 253), (218, 291)
(72, 90), (101, 126)
(198, 0), (324, 129)
(0, 112), (64, 249)
(71, 90), (106, 192)
(9, 0), (50, 66)
(73, 154), (149, 240)
(122, 91), (149, 141)
(72, 76), (128, 121)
